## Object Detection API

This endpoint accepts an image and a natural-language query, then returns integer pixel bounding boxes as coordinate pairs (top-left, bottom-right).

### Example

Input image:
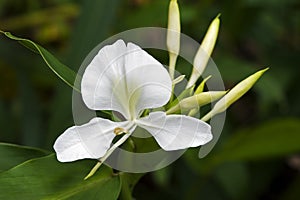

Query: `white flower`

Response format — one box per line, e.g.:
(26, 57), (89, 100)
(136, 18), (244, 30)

(53, 40), (212, 163)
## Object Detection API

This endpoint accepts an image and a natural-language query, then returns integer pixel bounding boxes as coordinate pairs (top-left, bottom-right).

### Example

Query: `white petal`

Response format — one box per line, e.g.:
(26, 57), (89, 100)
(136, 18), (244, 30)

(81, 40), (130, 118)
(124, 43), (172, 118)
(136, 111), (212, 151)
(53, 117), (129, 162)
(81, 40), (172, 119)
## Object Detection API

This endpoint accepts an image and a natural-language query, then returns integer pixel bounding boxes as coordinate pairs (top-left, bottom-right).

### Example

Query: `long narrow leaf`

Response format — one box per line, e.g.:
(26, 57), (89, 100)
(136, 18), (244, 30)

(0, 30), (80, 92)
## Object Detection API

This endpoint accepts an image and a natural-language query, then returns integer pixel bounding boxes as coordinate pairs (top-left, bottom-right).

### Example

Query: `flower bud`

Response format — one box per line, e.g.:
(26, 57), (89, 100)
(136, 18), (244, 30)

(201, 68), (269, 121)
(166, 91), (226, 114)
(186, 15), (220, 88)
(167, 0), (180, 79)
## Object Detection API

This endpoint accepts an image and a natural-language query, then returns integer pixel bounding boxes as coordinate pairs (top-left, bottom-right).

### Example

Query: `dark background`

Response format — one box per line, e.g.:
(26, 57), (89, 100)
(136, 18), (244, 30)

(0, 0), (299, 199)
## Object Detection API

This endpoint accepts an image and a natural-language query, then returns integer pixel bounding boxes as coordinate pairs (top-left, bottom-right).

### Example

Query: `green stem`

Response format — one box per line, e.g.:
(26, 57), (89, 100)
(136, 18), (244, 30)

(119, 175), (132, 200)
(118, 173), (145, 200)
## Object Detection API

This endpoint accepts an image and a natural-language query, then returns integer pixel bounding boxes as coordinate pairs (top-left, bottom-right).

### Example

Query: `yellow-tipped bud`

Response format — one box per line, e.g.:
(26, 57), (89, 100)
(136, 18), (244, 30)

(202, 68), (269, 121)
(186, 14), (220, 88)
(167, 0), (181, 80)
(166, 91), (226, 114)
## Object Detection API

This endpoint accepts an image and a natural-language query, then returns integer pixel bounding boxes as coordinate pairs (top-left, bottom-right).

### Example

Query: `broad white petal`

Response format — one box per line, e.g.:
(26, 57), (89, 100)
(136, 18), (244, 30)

(53, 117), (129, 162)
(81, 40), (130, 118)
(136, 111), (212, 151)
(81, 40), (172, 120)
(124, 43), (172, 118)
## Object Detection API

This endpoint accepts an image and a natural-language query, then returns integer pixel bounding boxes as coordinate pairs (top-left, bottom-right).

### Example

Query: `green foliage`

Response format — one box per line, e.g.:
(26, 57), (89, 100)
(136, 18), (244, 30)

(0, 143), (49, 172)
(213, 118), (300, 161)
(185, 118), (300, 173)
(0, 154), (121, 200)
(0, 31), (80, 92)
(0, 0), (299, 199)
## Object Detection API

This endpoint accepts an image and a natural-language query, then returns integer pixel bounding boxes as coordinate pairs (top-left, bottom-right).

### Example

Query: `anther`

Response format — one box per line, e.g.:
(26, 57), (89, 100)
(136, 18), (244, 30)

(114, 127), (126, 135)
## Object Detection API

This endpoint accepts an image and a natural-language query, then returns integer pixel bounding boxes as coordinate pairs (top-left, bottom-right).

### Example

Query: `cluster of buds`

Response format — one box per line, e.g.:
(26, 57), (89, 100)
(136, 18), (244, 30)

(166, 0), (267, 121)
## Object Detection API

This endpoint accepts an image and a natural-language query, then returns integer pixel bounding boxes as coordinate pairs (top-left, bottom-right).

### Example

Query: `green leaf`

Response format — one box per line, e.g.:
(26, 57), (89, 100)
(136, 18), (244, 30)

(185, 118), (300, 174)
(119, 173), (144, 200)
(0, 154), (121, 200)
(213, 118), (300, 162)
(214, 162), (249, 199)
(0, 143), (49, 172)
(0, 30), (80, 92)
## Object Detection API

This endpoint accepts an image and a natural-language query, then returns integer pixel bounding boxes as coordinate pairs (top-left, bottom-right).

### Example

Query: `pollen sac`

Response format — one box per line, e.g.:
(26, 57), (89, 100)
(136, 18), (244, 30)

(114, 127), (126, 135)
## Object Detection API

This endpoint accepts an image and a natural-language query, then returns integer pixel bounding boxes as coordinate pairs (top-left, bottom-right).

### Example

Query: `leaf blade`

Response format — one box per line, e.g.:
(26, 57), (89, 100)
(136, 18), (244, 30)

(0, 142), (49, 172)
(0, 154), (121, 200)
(0, 30), (80, 92)
(214, 118), (300, 162)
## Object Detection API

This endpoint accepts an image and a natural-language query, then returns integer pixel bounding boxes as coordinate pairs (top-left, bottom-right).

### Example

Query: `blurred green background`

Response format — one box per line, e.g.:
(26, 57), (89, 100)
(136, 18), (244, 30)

(0, 0), (299, 199)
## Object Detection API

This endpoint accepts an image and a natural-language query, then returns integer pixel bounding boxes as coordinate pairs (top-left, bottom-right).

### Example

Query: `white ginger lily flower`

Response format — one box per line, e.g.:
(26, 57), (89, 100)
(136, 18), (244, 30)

(53, 40), (212, 164)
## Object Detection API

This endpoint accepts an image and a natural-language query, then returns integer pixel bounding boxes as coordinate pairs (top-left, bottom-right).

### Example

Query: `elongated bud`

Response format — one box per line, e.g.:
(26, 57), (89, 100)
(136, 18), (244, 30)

(166, 91), (226, 114)
(202, 68), (269, 121)
(167, 0), (180, 80)
(186, 15), (220, 88)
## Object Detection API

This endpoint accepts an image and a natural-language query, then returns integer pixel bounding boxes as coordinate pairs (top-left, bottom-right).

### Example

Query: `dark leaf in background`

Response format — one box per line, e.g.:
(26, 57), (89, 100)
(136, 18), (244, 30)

(0, 154), (121, 200)
(0, 142), (49, 172)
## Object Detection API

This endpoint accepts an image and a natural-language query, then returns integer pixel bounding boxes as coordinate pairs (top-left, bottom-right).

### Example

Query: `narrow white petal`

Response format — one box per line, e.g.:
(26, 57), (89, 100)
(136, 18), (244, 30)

(81, 40), (172, 120)
(53, 117), (129, 162)
(136, 111), (212, 151)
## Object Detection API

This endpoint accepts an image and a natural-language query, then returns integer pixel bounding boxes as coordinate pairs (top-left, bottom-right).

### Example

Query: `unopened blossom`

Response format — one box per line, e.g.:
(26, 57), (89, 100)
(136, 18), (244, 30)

(167, 0), (180, 80)
(187, 15), (220, 88)
(202, 68), (269, 121)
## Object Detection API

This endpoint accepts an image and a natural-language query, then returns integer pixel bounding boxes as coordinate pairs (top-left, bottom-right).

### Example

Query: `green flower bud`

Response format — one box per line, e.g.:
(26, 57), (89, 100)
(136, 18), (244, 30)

(167, 0), (181, 80)
(202, 68), (269, 121)
(187, 15), (220, 88)
(166, 91), (226, 114)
